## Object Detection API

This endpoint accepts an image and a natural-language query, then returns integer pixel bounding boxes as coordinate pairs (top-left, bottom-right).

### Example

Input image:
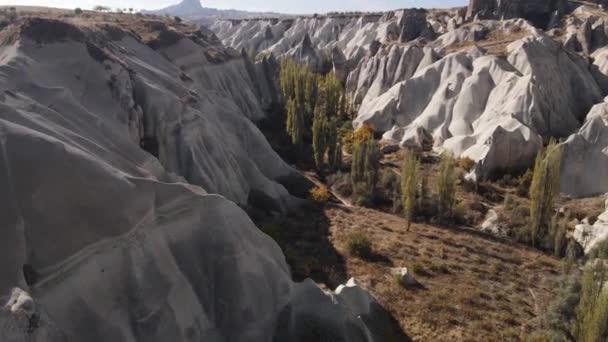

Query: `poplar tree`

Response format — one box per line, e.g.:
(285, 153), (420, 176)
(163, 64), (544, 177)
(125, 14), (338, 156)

(351, 137), (380, 195)
(401, 152), (419, 231)
(286, 97), (304, 145)
(529, 139), (562, 248)
(576, 263), (608, 342)
(436, 153), (457, 223)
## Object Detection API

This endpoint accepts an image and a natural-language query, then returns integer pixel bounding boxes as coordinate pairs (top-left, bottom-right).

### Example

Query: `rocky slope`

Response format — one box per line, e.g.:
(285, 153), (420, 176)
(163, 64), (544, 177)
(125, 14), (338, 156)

(466, 0), (568, 28)
(211, 9), (448, 76)
(0, 12), (396, 342)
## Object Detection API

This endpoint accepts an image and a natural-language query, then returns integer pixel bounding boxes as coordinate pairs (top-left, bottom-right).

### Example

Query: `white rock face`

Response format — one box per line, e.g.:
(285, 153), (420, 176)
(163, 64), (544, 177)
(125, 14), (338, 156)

(560, 101), (608, 197)
(574, 196), (608, 253)
(355, 31), (602, 179)
(0, 18), (392, 342)
(0, 20), (303, 212)
(345, 43), (438, 107)
(211, 9), (439, 73)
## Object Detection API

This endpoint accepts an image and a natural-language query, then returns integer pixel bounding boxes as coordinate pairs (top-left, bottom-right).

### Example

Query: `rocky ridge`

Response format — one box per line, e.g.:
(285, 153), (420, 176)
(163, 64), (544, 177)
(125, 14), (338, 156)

(0, 13), (395, 342)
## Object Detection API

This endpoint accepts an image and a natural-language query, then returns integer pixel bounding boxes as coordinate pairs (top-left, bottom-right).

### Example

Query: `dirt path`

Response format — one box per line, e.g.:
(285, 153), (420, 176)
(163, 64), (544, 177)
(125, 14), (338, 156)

(303, 173), (353, 207)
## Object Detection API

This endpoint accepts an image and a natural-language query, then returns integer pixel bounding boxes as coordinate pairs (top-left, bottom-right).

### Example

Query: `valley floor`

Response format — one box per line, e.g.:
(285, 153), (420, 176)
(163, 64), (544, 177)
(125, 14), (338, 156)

(259, 202), (562, 341)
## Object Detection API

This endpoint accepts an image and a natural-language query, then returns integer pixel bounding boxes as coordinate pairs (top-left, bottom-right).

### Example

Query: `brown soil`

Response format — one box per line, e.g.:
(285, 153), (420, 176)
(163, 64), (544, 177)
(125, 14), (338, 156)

(325, 204), (560, 341)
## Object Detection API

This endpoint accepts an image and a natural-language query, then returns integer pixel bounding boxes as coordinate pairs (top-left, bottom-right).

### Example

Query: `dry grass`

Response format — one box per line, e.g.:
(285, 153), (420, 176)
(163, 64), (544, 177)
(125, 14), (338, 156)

(324, 205), (560, 341)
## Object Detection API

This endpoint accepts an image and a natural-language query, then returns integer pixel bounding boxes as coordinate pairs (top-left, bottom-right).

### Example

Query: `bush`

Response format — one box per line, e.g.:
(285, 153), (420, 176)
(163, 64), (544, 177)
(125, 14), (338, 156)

(352, 123), (374, 145)
(74, 7), (83, 14)
(348, 231), (372, 258)
(174, 16), (182, 23)
(310, 185), (331, 203)
(456, 157), (475, 172)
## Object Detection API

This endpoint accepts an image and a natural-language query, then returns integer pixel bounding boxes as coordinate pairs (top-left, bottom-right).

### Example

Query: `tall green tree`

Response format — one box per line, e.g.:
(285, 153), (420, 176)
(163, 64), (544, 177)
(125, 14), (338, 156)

(436, 153), (457, 223)
(577, 263), (608, 342)
(351, 137), (381, 195)
(529, 139), (562, 248)
(285, 97), (304, 145)
(312, 110), (328, 168)
(401, 152), (419, 231)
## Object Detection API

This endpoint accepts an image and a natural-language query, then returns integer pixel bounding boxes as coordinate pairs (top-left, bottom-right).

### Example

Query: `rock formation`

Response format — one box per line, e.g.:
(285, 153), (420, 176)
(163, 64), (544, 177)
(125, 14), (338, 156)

(574, 196), (608, 253)
(467, 0), (567, 28)
(211, 9), (446, 75)
(213, 3), (608, 198)
(560, 99), (608, 197)
(0, 15), (394, 342)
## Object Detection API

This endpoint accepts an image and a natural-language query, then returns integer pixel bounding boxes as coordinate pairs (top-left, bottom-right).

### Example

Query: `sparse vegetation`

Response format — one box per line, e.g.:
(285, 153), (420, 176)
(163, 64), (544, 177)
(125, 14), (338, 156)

(576, 263), (608, 342)
(310, 185), (331, 203)
(74, 8), (83, 15)
(347, 231), (372, 259)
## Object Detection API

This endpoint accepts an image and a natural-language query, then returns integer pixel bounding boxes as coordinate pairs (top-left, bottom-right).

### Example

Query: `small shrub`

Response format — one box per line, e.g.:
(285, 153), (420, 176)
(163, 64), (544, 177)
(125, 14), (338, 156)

(174, 16), (182, 23)
(411, 262), (429, 276)
(309, 185), (331, 203)
(456, 157), (475, 171)
(74, 7), (83, 15)
(347, 231), (372, 258)
(352, 123), (374, 144)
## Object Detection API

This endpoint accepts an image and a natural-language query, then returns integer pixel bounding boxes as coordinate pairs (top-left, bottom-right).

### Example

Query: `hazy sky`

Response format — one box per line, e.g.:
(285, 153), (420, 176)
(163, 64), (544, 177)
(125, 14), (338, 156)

(0, 0), (467, 14)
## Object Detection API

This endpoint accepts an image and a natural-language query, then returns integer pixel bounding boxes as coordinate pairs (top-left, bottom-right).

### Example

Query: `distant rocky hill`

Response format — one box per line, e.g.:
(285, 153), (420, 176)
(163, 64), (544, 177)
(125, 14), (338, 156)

(143, 0), (288, 26)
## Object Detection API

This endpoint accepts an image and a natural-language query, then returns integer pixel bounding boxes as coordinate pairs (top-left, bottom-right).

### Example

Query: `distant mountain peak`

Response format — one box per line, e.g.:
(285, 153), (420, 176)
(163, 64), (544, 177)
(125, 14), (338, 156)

(143, 0), (288, 26)
(176, 0), (203, 10)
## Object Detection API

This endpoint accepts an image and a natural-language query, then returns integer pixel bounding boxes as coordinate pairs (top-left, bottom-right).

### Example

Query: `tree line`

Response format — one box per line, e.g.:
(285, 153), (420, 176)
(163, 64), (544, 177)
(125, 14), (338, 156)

(280, 59), (348, 171)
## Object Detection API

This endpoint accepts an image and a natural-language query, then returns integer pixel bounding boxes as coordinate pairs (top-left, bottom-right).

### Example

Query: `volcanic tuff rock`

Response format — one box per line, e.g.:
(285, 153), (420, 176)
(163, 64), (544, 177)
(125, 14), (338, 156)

(0, 15), (392, 342)
(560, 98), (608, 197)
(211, 9), (445, 75)
(573, 196), (608, 253)
(354, 21), (603, 181)
(467, 0), (568, 28)
(214, 4), (608, 196)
